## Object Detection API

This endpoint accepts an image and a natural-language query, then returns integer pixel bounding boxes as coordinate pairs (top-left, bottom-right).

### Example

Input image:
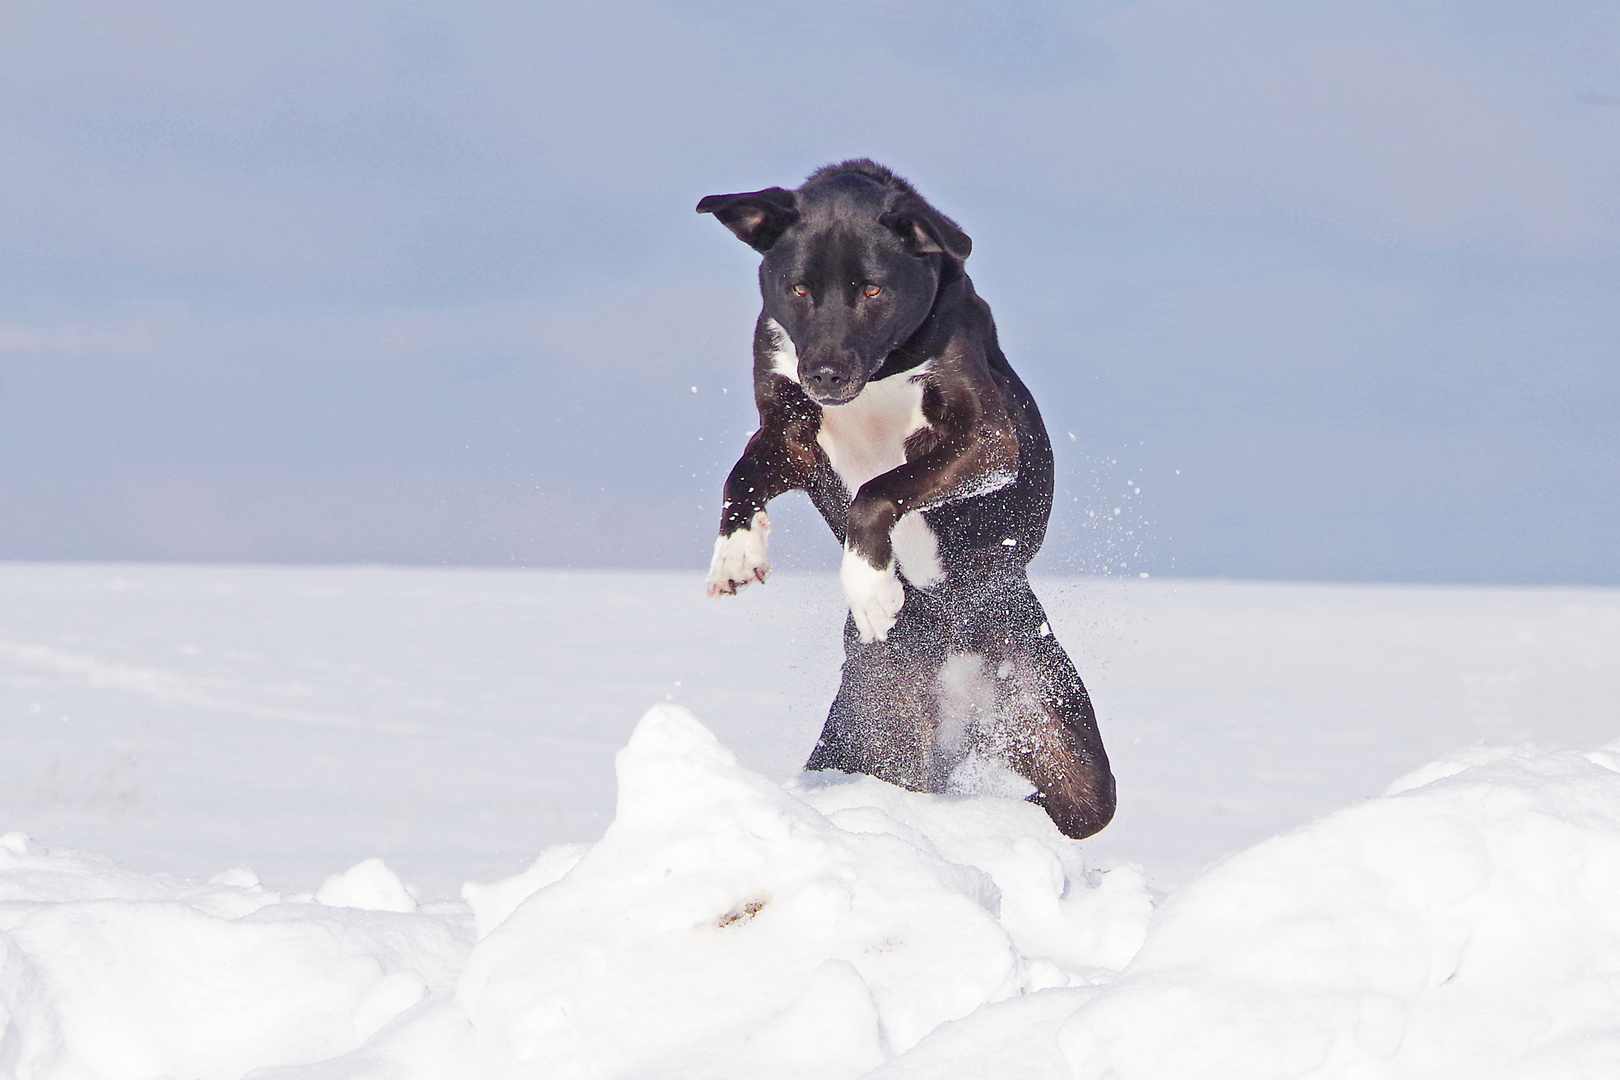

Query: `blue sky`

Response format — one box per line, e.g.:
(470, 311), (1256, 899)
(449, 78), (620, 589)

(1, 0), (1616, 582)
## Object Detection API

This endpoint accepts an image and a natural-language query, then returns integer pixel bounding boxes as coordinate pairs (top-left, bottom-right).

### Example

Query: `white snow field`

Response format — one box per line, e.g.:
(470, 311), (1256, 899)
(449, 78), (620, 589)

(3, 563), (1620, 1078)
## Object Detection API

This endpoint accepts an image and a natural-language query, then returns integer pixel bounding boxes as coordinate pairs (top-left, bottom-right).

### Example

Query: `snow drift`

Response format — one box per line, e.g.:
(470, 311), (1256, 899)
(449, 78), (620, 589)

(3, 706), (1620, 1079)
(450, 706), (1149, 1079)
(1054, 742), (1620, 1080)
(0, 705), (1150, 1079)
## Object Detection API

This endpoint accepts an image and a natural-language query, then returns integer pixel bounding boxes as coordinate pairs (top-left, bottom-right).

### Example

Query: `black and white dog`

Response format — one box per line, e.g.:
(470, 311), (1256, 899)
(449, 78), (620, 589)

(697, 160), (1114, 839)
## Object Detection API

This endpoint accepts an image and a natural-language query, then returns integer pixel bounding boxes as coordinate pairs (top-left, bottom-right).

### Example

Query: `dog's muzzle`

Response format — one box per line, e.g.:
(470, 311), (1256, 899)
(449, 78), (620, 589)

(801, 357), (867, 405)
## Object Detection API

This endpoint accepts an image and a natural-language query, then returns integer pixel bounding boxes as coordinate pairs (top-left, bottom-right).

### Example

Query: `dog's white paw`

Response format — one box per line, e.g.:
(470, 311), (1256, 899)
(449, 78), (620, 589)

(706, 512), (772, 597)
(840, 546), (905, 642)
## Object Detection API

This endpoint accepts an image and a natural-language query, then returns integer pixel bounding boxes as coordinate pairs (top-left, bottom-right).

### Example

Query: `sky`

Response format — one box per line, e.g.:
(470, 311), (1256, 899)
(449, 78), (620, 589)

(0, 0), (1616, 583)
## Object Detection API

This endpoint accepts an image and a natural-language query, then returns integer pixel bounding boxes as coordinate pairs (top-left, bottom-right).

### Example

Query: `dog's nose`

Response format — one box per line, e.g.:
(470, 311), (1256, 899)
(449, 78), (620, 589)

(804, 365), (849, 396)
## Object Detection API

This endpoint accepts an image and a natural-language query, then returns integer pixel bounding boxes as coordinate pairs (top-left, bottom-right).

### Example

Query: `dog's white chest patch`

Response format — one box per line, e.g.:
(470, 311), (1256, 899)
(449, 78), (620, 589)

(767, 319), (943, 588)
(816, 368), (929, 495)
(821, 364), (943, 589)
(763, 320), (929, 489)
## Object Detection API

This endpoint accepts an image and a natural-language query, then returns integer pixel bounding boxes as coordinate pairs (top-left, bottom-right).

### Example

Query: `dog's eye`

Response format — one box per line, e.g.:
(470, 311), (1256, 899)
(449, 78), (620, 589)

(791, 284), (809, 297)
(862, 284), (882, 298)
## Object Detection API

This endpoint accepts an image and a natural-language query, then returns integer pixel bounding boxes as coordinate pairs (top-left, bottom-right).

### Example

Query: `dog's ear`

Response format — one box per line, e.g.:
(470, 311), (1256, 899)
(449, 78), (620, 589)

(879, 198), (972, 261)
(696, 187), (800, 252)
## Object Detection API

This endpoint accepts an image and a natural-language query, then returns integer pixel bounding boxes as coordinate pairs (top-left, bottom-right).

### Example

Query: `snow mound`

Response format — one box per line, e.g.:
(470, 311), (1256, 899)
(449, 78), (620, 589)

(0, 836), (469, 1080)
(0, 706), (1148, 1080)
(316, 857), (418, 913)
(8, 708), (1620, 1080)
(1051, 742), (1620, 1080)
(449, 704), (1149, 1079)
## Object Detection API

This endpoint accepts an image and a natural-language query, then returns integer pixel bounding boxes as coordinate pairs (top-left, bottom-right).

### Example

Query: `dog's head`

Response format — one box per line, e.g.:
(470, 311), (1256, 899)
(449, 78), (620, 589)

(698, 161), (971, 406)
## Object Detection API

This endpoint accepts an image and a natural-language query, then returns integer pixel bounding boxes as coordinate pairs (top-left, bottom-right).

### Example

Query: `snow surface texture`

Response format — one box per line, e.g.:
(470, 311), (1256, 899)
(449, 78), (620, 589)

(4, 565), (1620, 1077)
(5, 709), (1620, 1078)
(6, 565), (1619, 897)
(0, 705), (1150, 1079)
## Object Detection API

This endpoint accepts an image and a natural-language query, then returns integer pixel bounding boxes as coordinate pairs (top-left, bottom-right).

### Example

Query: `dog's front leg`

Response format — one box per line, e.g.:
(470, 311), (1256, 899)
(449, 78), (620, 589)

(706, 422), (812, 597)
(840, 496), (907, 643)
(708, 509), (772, 597)
(842, 422), (1020, 642)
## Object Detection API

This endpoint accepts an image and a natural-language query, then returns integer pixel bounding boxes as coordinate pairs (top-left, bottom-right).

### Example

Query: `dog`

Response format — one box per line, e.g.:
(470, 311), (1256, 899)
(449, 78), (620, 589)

(696, 160), (1114, 839)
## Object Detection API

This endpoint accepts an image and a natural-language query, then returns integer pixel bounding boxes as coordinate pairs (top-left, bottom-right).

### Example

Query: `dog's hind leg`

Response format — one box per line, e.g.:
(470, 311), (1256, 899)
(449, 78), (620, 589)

(1003, 634), (1116, 839)
(960, 570), (1116, 839)
(806, 585), (947, 791)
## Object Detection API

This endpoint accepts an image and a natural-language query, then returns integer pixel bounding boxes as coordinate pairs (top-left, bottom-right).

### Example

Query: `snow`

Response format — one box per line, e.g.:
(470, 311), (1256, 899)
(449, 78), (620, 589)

(0, 833), (469, 1079)
(453, 707), (1149, 1078)
(1055, 743), (1620, 1079)
(3, 563), (1620, 1078)
(0, 706), (1150, 1079)
(316, 858), (418, 914)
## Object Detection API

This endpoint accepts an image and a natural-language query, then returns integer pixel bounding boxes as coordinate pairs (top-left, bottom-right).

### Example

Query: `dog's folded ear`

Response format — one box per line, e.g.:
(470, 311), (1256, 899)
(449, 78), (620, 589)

(696, 188), (800, 252)
(879, 198), (972, 261)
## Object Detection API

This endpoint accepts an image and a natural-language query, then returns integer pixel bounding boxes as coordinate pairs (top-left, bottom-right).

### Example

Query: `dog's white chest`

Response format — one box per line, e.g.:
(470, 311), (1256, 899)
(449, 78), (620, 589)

(764, 319), (930, 494)
(816, 369), (929, 495)
(765, 319), (943, 588)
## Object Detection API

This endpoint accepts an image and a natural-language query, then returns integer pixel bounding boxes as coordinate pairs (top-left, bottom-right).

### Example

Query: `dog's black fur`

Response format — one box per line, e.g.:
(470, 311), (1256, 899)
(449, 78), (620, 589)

(697, 160), (1114, 839)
